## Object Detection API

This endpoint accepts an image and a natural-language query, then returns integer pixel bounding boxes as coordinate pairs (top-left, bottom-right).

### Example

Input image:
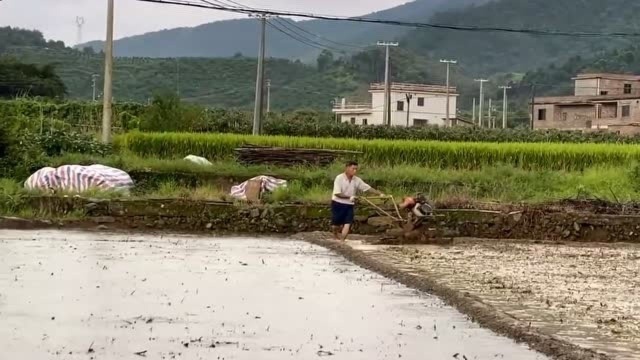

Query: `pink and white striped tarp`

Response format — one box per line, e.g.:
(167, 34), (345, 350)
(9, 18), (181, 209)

(25, 165), (134, 194)
(230, 176), (287, 200)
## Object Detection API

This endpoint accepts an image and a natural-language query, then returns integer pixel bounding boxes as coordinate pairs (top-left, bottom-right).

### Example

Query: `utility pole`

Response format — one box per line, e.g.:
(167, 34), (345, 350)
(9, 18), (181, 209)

(101, 0), (114, 144)
(266, 79), (271, 113)
(91, 74), (98, 102)
(499, 85), (511, 129)
(530, 84), (537, 130)
(488, 98), (492, 128)
(405, 93), (413, 127)
(176, 58), (180, 97)
(440, 59), (457, 126)
(252, 16), (267, 135)
(377, 41), (399, 126)
(472, 98), (476, 126)
(474, 79), (488, 128)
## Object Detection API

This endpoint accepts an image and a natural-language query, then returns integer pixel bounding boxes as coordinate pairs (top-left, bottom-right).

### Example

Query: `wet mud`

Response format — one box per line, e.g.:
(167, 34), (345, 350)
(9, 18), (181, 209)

(0, 230), (547, 360)
(296, 233), (637, 360)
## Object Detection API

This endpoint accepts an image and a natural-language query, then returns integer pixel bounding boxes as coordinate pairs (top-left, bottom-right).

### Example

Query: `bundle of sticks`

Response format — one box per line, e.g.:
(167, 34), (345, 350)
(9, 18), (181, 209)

(234, 146), (362, 167)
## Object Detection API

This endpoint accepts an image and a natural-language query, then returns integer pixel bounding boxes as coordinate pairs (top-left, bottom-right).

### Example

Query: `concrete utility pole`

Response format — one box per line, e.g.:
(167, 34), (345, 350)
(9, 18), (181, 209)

(252, 16), (267, 135)
(530, 85), (536, 130)
(101, 0), (114, 144)
(266, 79), (271, 113)
(377, 41), (399, 126)
(91, 74), (98, 102)
(472, 98), (476, 125)
(499, 85), (512, 129)
(176, 58), (180, 97)
(440, 59), (457, 126)
(487, 99), (495, 129)
(474, 79), (488, 127)
(405, 93), (413, 127)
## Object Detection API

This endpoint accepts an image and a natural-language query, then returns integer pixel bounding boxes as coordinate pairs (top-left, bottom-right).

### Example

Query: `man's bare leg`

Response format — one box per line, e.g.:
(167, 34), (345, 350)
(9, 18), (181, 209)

(340, 224), (351, 241)
(331, 225), (341, 240)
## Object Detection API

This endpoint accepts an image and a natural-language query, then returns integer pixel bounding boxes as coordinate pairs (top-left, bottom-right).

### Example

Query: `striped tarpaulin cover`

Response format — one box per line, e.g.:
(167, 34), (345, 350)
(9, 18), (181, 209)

(24, 165), (134, 194)
(230, 176), (287, 200)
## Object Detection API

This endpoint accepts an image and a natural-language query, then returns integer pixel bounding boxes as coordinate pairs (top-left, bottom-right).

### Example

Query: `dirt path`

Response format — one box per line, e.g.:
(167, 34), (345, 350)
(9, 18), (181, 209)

(0, 230), (546, 360)
(297, 233), (638, 360)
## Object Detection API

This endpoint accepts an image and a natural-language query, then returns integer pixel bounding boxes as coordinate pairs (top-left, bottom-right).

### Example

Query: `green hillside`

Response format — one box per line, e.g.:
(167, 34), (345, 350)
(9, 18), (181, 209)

(2, 26), (482, 110)
(510, 46), (640, 99)
(80, 0), (489, 60)
(403, 0), (640, 74)
(2, 46), (362, 110)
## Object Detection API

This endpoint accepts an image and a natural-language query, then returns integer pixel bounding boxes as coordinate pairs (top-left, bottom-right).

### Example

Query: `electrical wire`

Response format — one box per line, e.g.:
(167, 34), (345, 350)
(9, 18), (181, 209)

(136, 0), (640, 38)
(266, 20), (343, 54)
(268, 19), (347, 54)
(200, 0), (362, 52)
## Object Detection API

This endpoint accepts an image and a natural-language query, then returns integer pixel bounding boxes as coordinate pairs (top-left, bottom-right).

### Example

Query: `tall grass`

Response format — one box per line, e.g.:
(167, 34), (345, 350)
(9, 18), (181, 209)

(114, 132), (640, 171)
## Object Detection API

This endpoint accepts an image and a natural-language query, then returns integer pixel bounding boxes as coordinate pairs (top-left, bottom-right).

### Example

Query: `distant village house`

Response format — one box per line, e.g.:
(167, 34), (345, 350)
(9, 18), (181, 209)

(533, 73), (640, 134)
(332, 82), (460, 127)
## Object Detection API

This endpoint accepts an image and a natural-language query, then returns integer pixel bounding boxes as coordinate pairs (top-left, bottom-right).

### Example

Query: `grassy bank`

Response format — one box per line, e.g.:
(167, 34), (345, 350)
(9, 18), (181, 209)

(2, 153), (638, 218)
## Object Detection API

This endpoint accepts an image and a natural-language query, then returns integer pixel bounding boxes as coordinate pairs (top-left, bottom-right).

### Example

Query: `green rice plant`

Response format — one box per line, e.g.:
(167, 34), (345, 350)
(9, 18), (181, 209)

(114, 132), (640, 171)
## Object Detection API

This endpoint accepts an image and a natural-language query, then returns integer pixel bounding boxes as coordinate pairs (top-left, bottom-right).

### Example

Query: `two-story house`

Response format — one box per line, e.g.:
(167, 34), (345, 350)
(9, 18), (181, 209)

(332, 82), (459, 127)
(533, 73), (640, 134)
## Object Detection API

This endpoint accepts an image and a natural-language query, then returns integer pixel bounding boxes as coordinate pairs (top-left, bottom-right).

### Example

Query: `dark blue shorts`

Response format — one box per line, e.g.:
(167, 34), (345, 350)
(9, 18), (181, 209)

(331, 201), (354, 226)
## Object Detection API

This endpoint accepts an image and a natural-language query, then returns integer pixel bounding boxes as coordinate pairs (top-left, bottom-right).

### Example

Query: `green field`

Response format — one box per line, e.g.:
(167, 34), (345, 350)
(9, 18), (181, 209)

(115, 132), (640, 171)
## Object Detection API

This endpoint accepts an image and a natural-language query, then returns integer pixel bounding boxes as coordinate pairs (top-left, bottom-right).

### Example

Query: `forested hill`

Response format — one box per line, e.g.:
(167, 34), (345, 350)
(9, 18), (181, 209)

(0, 27), (65, 53)
(508, 46), (640, 100)
(79, 0), (489, 60)
(3, 42), (478, 110)
(402, 0), (640, 74)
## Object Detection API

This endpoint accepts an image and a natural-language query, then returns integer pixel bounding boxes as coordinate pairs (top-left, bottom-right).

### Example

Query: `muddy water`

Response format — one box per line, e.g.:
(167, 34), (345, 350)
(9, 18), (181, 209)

(0, 230), (546, 359)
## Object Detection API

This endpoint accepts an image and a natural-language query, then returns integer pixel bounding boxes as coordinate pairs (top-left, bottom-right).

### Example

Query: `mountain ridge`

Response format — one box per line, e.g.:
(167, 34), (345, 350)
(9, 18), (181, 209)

(80, 0), (489, 60)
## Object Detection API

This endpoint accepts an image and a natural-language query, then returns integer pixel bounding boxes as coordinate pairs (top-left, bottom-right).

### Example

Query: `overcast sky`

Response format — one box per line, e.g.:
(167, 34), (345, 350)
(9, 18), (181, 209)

(0, 0), (408, 45)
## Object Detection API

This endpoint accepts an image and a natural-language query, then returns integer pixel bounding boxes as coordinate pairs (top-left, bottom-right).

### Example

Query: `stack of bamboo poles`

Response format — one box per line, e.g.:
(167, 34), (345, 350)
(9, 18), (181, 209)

(234, 145), (361, 167)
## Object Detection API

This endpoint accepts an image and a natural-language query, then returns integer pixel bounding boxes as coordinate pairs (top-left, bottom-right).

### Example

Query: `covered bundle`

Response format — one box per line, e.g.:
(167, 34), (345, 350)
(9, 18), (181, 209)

(230, 176), (287, 200)
(25, 165), (134, 195)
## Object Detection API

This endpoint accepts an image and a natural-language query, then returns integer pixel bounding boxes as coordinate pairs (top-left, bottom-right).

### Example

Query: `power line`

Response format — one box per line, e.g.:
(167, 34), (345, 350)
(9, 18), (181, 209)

(201, 0), (362, 52)
(137, 0), (640, 38)
(272, 17), (367, 51)
(266, 20), (338, 53)
(269, 19), (347, 54)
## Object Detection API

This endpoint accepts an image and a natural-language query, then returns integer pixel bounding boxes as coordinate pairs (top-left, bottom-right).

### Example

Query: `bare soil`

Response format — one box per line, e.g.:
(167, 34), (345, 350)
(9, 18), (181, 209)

(296, 233), (639, 360)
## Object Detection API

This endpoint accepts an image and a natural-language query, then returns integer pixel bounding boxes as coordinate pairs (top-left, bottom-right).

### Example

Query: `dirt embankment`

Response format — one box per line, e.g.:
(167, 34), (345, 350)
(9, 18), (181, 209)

(6, 197), (640, 243)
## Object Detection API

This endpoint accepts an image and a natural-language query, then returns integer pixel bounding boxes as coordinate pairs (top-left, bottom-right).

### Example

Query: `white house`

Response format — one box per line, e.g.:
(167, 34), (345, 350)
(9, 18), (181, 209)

(333, 82), (459, 127)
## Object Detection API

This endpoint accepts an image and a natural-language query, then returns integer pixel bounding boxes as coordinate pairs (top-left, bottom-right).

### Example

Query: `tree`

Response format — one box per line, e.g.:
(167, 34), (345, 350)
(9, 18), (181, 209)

(317, 50), (335, 72)
(0, 58), (66, 98)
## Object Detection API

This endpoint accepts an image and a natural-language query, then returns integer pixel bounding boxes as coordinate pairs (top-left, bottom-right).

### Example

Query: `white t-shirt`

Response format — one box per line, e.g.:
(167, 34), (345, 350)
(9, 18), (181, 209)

(332, 173), (372, 205)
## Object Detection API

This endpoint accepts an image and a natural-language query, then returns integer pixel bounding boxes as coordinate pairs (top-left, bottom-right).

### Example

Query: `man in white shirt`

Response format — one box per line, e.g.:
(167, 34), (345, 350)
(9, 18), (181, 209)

(331, 161), (384, 241)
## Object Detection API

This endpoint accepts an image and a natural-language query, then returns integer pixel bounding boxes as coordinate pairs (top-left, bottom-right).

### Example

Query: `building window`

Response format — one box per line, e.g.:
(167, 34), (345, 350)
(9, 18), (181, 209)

(586, 120), (592, 129)
(600, 91), (609, 95)
(350, 117), (356, 124)
(362, 119), (368, 125)
(562, 112), (568, 121)
(417, 97), (425, 107)
(622, 105), (631, 117)
(397, 101), (405, 111)
(538, 108), (547, 121)
(624, 84), (632, 94)
(413, 119), (428, 127)
(597, 105), (602, 119)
